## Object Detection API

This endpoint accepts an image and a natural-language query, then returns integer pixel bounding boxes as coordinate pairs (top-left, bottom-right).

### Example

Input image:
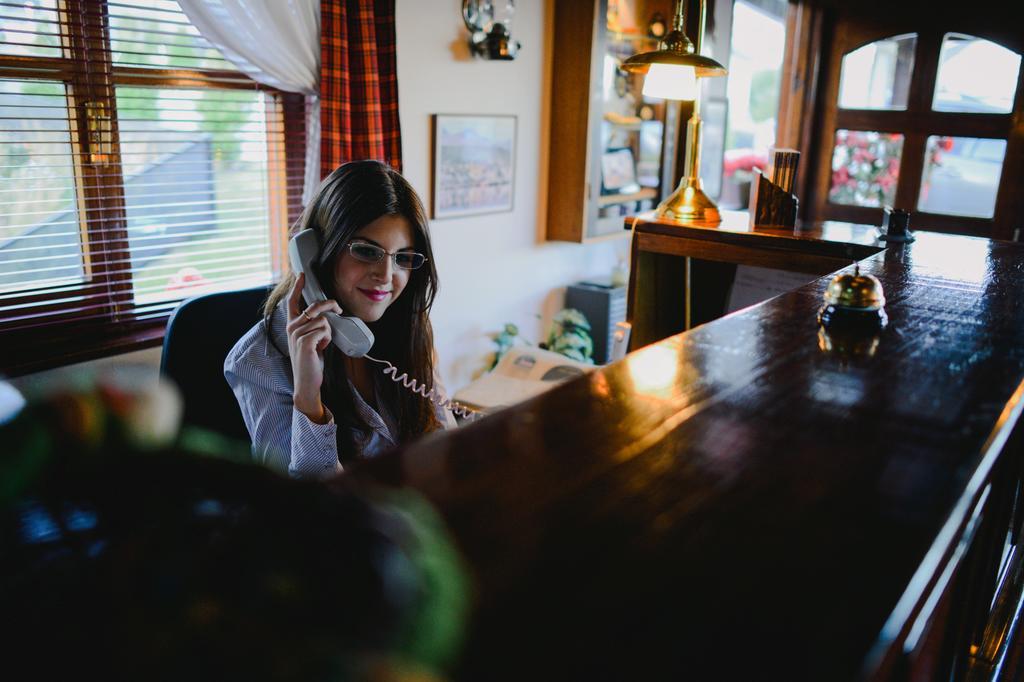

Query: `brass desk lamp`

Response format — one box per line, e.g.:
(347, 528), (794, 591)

(622, 0), (727, 226)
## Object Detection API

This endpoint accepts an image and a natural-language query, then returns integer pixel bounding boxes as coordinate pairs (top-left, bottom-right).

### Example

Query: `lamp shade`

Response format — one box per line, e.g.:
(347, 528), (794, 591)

(625, 0), (727, 227)
(619, 0), (726, 80)
(621, 49), (726, 78)
(642, 63), (697, 100)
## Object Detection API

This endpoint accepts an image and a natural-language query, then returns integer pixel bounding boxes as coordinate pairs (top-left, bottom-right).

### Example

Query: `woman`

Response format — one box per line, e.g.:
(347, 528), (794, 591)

(225, 160), (453, 478)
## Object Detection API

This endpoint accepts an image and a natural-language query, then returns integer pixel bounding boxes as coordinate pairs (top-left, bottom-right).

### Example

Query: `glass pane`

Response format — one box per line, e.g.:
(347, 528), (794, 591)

(720, 0), (787, 209)
(595, 0), (669, 234)
(829, 130), (904, 207)
(115, 87), (272, 304)
(109, 0), (237, 71)
(0, 0), (62, 59)
(933, 34), (1021, 113)
(838, 34), (916, 110)
(0, 79), (83, 293)
(918, 136), (1006, 218)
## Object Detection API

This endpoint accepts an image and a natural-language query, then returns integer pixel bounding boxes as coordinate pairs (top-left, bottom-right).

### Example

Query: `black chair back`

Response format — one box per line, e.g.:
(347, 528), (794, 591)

(160, 285), (272, 440)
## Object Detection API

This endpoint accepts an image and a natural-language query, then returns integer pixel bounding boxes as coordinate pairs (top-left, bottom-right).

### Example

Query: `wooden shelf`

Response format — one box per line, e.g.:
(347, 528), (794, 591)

(606, 29), (658, 45)
(603, 114), (643, 130)
(545, 0), (677, 243)
(597, 187), (657, 207)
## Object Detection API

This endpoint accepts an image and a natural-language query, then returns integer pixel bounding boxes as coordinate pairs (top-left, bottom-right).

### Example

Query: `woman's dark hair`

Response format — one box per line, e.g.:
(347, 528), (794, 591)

(264, 161), (442, 457)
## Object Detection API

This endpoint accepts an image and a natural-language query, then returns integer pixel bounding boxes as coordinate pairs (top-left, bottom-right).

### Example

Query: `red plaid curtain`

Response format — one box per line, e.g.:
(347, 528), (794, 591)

(320, 0), (403, 176)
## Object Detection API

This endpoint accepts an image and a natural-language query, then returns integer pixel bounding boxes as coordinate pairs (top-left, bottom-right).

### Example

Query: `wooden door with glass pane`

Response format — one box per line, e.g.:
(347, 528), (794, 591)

(806, 15), (1023, 239)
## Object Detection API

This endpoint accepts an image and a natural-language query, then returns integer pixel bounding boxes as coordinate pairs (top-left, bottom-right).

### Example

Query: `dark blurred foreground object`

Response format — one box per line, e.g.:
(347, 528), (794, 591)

(161, 285), (272, 441)
(0, 377), (469, 681)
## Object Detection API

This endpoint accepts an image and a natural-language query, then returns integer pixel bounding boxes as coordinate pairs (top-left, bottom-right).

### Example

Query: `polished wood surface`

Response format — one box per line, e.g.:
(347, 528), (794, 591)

(627, 210), (886, 347)
(354, 229), (1024, 680)
(633, 209), (885, 257)
(543, 0), (595, 242)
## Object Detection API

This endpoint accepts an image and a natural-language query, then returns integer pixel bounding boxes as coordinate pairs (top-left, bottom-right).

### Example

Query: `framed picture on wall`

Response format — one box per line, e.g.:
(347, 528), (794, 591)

(431, 114), (516, 219)
(600, 147), (640, 194)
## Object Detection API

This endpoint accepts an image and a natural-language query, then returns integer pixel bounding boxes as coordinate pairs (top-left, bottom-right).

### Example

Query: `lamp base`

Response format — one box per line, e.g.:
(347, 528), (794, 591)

(655, 176), (721, 226)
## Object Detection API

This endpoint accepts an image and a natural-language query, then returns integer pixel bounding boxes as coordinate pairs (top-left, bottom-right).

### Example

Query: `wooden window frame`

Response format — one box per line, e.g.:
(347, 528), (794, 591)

(0, 0), (302, 376)
(778, 5), (1024, 241)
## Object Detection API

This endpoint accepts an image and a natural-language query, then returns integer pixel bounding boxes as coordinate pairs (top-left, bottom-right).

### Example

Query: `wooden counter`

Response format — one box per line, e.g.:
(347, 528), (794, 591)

(353, 220), (1024, 680)
(627, 210), (887, 347)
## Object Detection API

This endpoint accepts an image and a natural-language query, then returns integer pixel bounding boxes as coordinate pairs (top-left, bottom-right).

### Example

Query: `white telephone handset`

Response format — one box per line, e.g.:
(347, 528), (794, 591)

(288, 229), (374, 358)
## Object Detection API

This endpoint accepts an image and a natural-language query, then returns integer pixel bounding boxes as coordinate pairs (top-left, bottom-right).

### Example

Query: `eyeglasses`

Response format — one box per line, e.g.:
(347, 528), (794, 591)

(347, 241), (427, 270)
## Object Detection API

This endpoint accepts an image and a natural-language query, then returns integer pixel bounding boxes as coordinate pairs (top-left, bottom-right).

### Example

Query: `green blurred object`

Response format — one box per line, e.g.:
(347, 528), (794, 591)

(491, 322), (526, 370)
(0, 373), (472, 679)
(493, 309), (596, 367)
(544, 308), (594, 364)
(367, 487), (471, 671)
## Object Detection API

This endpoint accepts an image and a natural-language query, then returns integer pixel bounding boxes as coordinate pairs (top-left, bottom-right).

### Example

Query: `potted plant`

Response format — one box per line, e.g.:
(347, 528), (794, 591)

(491, 309), (595, 368)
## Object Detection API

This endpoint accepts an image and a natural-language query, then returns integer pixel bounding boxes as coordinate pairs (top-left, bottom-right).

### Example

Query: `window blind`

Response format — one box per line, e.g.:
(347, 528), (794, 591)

(0, 0), (306, 375)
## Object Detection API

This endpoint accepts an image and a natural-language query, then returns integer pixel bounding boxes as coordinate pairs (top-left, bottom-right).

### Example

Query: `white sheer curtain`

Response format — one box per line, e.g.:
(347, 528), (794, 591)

(178, 0), (321, 203)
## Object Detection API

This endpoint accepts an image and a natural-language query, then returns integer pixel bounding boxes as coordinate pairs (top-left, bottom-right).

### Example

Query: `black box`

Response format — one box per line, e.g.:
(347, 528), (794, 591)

(566, 280), (627, 364)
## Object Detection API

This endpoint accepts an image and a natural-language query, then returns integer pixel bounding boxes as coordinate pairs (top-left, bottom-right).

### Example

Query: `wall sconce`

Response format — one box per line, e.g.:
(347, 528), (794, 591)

(622, 0), (727, 226)
(462, 0), (520, 60)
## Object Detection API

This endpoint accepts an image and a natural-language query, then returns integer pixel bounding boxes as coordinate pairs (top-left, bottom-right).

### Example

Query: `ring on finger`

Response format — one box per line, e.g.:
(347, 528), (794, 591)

(301, 310), (313, 321)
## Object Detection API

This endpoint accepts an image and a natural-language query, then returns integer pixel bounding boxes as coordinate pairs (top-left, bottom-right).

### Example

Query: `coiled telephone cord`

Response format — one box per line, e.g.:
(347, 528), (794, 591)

(365, 354), (481, 421)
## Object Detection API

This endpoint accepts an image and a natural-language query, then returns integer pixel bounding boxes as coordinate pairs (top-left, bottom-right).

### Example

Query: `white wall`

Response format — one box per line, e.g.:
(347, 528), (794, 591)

(397, 0), (629, 391)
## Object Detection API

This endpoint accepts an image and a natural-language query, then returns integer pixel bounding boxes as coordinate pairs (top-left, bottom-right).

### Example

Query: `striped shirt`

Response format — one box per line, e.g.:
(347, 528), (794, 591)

(224, 302), (454, 479)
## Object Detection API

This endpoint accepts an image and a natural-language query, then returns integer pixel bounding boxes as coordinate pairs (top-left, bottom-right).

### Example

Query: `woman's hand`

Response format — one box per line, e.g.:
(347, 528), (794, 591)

(286, 274), (343, 424)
